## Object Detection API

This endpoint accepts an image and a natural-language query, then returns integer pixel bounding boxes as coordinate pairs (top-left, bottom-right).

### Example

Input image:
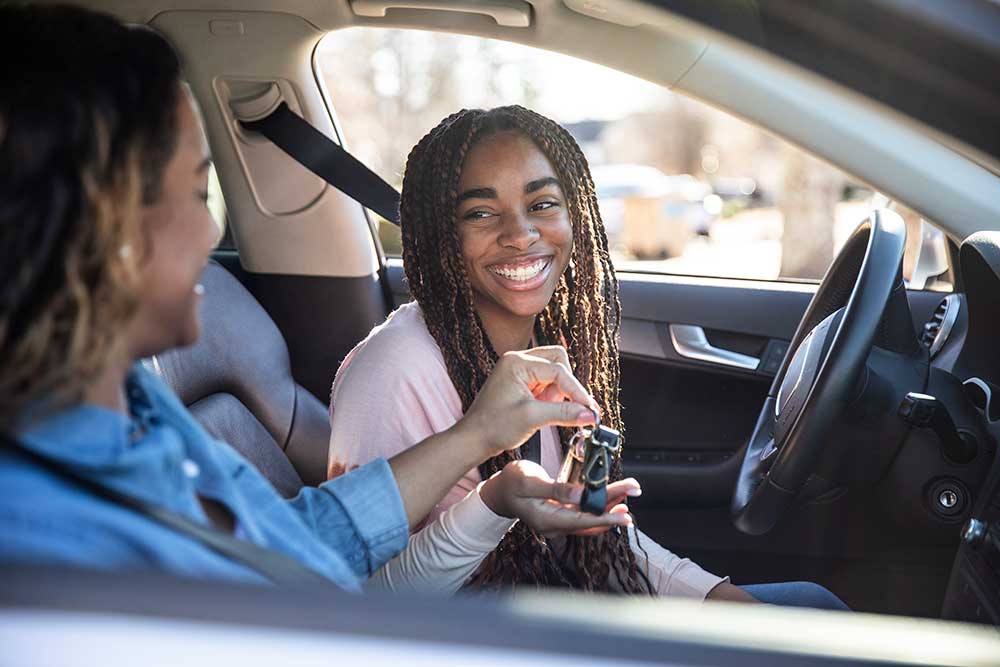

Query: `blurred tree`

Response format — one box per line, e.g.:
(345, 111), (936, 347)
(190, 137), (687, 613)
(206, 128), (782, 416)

(778, 150), (844, 279)
(602, 99), (708, 175)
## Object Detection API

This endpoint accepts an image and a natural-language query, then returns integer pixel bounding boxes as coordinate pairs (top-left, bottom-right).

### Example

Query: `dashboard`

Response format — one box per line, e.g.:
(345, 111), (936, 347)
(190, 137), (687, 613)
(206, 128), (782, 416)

(938, 232), (1000, 624)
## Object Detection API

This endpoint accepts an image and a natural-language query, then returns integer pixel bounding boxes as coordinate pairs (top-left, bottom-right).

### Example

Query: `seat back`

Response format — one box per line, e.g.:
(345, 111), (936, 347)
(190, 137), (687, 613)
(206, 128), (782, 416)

(151, 262), (331, 496)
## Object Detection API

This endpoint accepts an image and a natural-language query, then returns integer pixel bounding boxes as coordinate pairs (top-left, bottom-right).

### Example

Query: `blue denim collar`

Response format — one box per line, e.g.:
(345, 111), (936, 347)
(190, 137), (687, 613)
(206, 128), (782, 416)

(14, 365), (186, 494)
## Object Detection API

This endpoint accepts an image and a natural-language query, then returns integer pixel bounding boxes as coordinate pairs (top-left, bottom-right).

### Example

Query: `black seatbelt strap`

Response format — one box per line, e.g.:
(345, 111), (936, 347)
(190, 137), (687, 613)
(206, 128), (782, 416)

(1, 434), (330, 588)
(520, 431), (542, 465)
(240, 103), (401, 225)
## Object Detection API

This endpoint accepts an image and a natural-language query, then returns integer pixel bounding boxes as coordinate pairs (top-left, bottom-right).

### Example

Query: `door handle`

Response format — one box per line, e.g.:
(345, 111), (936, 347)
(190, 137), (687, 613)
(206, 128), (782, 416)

(668, 324), (760, 371)
(351, 0), (532, 27)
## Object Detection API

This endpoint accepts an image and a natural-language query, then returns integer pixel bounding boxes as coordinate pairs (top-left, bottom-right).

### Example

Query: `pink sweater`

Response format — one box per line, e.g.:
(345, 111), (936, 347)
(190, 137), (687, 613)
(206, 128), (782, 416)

(328, 301), (726, 598)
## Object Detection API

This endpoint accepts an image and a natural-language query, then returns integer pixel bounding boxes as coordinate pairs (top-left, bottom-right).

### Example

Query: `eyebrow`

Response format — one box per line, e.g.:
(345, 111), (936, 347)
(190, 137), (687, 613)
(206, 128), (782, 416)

(457, 177), (561, 203)
(525, 177), (560, 194)
(457, 187), (497, 202)
(196, 157), (213, 173)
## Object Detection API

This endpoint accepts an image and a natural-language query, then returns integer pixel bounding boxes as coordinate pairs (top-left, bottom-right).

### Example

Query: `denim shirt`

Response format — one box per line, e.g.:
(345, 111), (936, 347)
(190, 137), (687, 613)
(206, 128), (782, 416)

(0, 364), (409, 590)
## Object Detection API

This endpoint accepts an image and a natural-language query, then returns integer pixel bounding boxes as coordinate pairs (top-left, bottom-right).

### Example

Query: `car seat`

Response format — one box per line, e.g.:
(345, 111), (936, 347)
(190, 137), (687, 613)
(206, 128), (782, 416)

(148, 261), (330, 497)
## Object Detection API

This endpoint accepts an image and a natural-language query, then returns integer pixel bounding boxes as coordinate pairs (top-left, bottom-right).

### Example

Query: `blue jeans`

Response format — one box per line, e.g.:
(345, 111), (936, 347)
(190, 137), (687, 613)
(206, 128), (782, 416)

(741, 582), (850, 610)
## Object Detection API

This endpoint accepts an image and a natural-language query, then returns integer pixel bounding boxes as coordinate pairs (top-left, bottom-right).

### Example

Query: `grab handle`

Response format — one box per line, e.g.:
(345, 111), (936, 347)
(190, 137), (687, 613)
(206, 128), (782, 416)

(350, 0), (532, 27)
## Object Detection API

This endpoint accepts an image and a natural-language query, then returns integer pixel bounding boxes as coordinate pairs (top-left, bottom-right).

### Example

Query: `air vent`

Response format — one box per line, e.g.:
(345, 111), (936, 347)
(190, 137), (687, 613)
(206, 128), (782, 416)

(921, 294), (961, 357)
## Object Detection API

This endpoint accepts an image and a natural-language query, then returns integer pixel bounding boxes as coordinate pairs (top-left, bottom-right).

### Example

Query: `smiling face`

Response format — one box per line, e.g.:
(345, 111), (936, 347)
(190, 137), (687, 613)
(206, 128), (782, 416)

(455, 131), (573, 342)
(126, 87), (219, 359)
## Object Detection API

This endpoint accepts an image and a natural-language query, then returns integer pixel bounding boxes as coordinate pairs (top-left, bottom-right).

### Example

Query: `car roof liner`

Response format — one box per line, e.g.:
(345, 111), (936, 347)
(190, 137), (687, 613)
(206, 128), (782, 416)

(640, 0), (1000, 164)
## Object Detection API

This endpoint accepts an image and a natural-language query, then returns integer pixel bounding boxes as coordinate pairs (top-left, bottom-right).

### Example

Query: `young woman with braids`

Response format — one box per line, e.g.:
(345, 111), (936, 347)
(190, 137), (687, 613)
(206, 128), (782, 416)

(0, 5), (632, 586)
(329, 107), (848, 609)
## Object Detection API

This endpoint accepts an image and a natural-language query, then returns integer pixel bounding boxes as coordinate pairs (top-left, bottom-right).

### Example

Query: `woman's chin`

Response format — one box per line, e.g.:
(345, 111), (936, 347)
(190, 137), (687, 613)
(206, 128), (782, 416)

(497, 294), (554, 319)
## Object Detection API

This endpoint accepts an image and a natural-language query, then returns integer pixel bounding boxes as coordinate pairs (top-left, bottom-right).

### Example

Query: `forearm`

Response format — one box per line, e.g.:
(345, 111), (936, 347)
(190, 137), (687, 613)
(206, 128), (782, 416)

(365, 486), (515, 595)
(387, 419), (489, 529)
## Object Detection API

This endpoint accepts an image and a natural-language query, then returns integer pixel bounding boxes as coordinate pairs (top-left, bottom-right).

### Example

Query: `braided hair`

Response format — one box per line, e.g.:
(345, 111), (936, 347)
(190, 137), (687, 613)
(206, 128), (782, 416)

(400, 106), (652, 593)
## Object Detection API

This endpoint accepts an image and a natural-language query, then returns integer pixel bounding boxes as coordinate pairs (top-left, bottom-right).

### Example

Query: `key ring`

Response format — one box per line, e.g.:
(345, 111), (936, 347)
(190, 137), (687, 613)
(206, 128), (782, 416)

(560, 408), (621, 514)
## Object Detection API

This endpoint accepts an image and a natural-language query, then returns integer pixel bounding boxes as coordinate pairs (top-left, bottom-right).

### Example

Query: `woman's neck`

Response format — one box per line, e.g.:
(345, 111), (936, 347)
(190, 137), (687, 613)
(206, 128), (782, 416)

(476, 301), (536, 356)
(83, 345), (131, 414)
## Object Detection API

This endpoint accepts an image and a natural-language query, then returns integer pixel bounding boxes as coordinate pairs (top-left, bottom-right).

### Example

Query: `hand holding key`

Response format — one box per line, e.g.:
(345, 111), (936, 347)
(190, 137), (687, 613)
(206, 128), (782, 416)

(479, 460), (640, 537)
(457, 346), (600, 461)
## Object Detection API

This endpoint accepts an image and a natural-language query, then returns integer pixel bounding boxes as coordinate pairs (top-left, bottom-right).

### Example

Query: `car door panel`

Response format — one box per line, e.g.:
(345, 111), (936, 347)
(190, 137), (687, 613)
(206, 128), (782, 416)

(617, 274), (945, 498)
(617, 270), (953, 615)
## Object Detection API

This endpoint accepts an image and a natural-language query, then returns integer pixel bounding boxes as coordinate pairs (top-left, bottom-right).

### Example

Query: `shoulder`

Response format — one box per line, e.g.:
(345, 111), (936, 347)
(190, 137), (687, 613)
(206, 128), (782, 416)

(358, 301), (442, 361)
(0, 452), (145, 564)
(335, 301), (448, 390)
(328, 301), (464, 460)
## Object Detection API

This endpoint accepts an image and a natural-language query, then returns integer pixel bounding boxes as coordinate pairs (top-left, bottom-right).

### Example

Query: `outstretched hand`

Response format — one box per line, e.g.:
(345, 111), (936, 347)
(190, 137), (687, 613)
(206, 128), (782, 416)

(458, 346), (599, 460)
(479, 460), (640, 537)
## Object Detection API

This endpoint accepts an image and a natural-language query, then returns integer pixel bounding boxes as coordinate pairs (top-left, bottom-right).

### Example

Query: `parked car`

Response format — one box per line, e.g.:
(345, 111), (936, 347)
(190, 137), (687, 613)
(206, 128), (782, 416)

(592, 164), (714, 259)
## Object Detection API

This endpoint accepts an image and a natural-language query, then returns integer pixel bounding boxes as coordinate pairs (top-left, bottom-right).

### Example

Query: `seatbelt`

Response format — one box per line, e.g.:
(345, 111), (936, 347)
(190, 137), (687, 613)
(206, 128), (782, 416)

(240, 103), (401, 225)
(0, 433), (331, 588)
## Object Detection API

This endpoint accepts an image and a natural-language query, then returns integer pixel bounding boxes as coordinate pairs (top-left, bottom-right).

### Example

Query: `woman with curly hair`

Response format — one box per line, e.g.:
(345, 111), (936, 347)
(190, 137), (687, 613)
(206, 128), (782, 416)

(0, 5), (632, 585)
(329, 106), (849, 608)
(329, 107), (734, 598)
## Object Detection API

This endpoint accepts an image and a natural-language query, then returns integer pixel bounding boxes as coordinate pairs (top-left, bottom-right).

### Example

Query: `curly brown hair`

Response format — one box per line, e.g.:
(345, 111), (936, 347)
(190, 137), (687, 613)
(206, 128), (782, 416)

(0, 5), (182, 431)
(400, 106), (653, 593)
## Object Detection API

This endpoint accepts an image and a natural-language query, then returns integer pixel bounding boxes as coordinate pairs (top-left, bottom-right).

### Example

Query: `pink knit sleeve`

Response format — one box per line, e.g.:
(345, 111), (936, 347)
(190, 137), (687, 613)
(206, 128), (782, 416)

(327, 307), (481, 530)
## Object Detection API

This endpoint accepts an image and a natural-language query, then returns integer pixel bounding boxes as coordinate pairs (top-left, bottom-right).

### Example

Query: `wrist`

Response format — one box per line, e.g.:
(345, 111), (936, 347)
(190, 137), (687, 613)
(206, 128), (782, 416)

(451, 411), (502, 461)
(478, 473), (513, 518)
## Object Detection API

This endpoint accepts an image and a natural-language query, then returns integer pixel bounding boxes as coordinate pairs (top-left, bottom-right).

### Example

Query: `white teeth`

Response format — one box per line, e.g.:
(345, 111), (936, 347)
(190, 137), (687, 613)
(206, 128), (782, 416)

(490, 259), (548, 282)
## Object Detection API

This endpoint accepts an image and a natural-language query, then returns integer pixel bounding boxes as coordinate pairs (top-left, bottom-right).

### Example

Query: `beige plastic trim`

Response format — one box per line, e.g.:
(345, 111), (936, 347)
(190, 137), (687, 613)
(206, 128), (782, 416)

(351, 0), (532, 28)
(149, 10), (379, 278)
(228, 82), (282, 122)
(562, 0), (643, 27)
(215, 77), (327, 217)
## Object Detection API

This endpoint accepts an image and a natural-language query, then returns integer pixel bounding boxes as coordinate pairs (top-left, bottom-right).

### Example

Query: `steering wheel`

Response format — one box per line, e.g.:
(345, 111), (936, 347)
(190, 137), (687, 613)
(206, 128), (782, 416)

(731, 209), (908, 535)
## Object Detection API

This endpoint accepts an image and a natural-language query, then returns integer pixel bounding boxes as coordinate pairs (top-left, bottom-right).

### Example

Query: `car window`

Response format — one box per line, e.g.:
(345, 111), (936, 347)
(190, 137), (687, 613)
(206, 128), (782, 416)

(315, 28), (946, 287)
(870, 195), (953, 292)
(206, 163), (233, 250)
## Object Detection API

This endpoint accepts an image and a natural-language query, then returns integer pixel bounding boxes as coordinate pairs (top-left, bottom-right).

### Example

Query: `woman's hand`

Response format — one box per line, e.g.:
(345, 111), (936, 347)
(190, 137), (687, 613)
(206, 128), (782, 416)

(390, 345), (601, 530)
(479, 460), (637, 536)
(572, 477), (643, 536)
(457, 346), (599, 460)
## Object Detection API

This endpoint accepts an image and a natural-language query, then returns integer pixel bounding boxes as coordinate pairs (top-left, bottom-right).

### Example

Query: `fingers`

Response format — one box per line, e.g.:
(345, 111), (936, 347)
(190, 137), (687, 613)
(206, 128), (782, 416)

(547, 480), (583, 505)
(509, 463), (582, 503)
(507, 464), (637, 536)
(535, 383), (564, 404)
(537, 504), (632, 536)
(500, 350), (596, 411)
(523, 399), (597, 429)
(574, 505), (633, 536)
(519, 345), (572, 374)
(605, 478), (642, 508)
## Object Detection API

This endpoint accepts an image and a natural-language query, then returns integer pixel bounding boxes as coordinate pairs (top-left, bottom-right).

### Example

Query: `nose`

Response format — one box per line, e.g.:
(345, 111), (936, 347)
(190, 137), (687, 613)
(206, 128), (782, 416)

(496, 211), (539, 250)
